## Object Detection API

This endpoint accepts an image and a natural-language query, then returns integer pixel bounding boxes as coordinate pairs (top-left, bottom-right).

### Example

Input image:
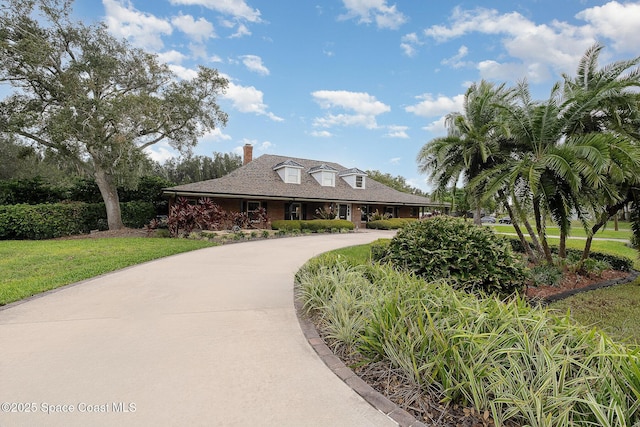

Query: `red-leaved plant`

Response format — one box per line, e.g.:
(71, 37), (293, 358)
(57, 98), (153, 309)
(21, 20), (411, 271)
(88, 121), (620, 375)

(162, 197), (270, 237)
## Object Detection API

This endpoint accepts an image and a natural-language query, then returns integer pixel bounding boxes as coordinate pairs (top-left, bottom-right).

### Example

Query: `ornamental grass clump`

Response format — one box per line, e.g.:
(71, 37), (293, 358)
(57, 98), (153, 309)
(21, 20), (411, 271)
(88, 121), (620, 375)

(382, 216), (526, 297)
(296, 257), (640, 427)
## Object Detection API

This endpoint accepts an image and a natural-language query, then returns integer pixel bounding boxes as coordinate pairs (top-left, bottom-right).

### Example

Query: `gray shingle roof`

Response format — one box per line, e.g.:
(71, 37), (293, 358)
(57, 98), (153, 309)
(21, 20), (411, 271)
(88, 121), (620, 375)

(308, 163), (338, 173)
(163, 154), (440, 206)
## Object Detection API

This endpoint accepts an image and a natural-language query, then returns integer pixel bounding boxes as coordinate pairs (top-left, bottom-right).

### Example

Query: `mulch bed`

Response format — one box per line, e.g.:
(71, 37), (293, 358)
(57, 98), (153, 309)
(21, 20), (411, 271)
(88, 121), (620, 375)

(526, 269), (637, 302)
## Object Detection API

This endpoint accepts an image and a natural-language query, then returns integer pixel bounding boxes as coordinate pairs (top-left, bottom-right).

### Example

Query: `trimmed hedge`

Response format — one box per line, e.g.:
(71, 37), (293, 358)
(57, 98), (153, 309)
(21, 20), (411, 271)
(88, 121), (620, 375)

(366, 218), (417, 230)
(0, 201), (155, 240)
(271, 219), (354, 232)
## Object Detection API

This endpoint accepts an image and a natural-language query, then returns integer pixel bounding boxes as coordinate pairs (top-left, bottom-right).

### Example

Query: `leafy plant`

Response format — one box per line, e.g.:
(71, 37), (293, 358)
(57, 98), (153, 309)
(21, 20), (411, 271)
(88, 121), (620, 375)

(368, 209), (391, 221)
(296, 257), (640, 427)
(529, 264), (563, 287)
(314, 207), (336, 220)
(167, 197), (269, 237)
(382, 216), (527, 296)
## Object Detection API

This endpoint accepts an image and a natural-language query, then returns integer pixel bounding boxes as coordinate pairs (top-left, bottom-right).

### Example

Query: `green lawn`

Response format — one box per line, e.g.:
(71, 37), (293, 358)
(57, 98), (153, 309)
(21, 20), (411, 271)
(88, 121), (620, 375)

(490, 223), (632, 240)
(0, 238), (216, 306)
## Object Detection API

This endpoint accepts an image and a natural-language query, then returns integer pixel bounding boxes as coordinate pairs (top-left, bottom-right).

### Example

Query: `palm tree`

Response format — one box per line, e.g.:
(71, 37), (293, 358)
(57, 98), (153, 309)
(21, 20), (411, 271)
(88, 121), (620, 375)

(561, 44), (640, 265)
(417, 80), (512, 225)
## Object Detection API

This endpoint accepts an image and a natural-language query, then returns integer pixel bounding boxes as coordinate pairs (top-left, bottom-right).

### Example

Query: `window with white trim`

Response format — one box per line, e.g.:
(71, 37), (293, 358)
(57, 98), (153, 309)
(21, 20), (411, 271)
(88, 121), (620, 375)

(286, 167), (301, 184)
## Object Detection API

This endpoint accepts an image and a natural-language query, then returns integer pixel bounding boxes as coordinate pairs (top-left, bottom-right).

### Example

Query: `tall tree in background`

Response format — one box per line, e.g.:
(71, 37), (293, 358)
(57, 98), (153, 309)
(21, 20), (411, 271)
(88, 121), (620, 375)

(0, 0), (228, 229)
(365, 170), (425, 196)
(155, 152), (242, 185)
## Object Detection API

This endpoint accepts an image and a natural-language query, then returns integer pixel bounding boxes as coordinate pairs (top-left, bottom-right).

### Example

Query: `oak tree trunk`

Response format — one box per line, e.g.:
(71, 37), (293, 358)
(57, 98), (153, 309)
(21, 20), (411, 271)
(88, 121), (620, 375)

(94, 166), (124, 230)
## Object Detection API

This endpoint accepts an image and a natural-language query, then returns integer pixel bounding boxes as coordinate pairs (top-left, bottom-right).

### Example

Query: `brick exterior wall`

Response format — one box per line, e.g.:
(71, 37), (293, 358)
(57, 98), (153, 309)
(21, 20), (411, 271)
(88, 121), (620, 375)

(168, 196), (422, 228)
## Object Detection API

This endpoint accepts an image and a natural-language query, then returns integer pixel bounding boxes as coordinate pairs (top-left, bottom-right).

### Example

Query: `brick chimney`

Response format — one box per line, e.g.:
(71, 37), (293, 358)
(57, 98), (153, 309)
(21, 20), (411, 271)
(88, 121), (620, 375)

(243, 143), (253, 165)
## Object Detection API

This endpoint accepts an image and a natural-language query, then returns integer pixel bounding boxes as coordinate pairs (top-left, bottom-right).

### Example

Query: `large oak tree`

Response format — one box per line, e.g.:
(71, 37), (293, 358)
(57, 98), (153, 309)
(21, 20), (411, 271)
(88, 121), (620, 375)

(0, 0), (228, 229)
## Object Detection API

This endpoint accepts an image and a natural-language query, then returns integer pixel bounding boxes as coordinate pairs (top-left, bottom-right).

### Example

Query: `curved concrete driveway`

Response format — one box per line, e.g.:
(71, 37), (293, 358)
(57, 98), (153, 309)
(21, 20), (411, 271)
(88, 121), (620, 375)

(0, 231), (397, 427)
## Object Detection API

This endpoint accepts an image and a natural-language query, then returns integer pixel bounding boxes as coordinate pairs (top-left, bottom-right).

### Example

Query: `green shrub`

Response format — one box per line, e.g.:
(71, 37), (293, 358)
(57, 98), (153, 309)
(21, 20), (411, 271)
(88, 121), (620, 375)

(383, 216), (526, 296)
(271, 220), (302, 231)
(271, 219), (354, 232)
(370, 238), (391, 262)
(121, 201), (155, 228)
(529, 263), (563, 287)
(366, 218), (416, 230)
(0, 201), (154, 240)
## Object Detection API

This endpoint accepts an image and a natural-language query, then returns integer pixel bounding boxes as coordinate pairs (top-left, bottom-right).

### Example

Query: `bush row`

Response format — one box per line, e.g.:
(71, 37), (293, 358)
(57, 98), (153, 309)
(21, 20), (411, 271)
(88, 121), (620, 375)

(296, 257), (640, 427)
(270, 219), (354, 232)
(507, 236), (634, 271)
(0, 202), (155, 239)
(366, 218), (417, 229)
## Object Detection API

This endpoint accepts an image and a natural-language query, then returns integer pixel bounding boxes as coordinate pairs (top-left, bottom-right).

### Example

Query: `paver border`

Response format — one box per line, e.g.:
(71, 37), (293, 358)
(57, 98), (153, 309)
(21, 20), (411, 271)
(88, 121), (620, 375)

(293, 296), (428, 427)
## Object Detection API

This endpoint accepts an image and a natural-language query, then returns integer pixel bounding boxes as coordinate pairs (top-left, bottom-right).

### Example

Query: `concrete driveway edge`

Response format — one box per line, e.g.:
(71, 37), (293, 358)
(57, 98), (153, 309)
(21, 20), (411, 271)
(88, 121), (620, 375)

(293, 295), (428, 427)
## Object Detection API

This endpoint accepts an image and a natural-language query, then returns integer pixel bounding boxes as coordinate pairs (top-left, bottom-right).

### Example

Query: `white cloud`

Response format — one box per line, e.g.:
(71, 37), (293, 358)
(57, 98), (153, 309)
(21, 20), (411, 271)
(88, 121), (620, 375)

(223, 81), (283, 121)
(311, 130), (333, 138)
(103, 0), (172, 51)
(313, 113), (378, 129)
(424, 116), (447, 134)
(441, 45), (469, 69)
(422, 6), (605, 82)
(202, 127), (232, 141)
(171, 14), (215, 42)
(230, 23), (252, 38)
(144, 141), (178, 163)
(400, 32), (422, 57)
(339, 0), (407, 29)
(576, 1), (640, 52)
(312, 90), (390, 115)
(389, 157), (401, 164)
(167, 64), (199, 80)
(168, 0), (261, 23)
(311, 90), (390, 130)
(240, 55), (269, 75)
(235, 139), (273, 155)
(157, 50), (188, 64)
(257, 141), (273, 151)
(385, 125), (409, 138)
(405, 93), (464, 118)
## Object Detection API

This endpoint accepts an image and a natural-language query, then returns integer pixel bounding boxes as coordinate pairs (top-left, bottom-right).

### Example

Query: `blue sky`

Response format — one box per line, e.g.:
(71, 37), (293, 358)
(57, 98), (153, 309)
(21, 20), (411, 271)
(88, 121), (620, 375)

(70, 0), (640, 191)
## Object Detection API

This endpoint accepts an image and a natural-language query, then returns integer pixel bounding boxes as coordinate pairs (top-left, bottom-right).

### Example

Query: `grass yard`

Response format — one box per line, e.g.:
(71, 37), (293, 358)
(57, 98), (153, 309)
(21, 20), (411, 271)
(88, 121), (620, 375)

(0, 238), (216, 306)
(490, 223), (633, 240)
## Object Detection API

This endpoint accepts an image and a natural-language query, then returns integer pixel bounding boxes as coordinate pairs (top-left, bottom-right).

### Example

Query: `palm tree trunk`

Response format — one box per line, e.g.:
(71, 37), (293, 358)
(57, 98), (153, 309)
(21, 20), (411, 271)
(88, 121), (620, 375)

(559, 231), (567, 259)
(474, 204), (482, 225)
(533, 198), (554, 264)
(580, 200), (631, 268)
(512, 193), (544, 260)
(499, 190), (536, 262)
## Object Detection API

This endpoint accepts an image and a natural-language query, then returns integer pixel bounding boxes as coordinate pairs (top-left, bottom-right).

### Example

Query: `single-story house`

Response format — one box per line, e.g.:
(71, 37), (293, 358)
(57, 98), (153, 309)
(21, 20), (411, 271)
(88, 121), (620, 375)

(162, 144), (450, 229)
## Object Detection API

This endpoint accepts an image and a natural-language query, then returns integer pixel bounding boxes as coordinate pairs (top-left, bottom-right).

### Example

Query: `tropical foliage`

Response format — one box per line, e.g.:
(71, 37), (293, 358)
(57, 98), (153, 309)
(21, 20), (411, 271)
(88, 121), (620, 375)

(296, 256), (640, 427)
(418, 44), (640, 267)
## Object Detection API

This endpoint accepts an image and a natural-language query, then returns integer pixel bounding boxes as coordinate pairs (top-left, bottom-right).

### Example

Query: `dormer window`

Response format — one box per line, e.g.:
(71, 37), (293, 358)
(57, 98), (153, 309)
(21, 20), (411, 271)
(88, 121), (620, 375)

(286, 168), (300, 184)
(339, 168), (367, 189)
(308, 164), (338, 187)
(273, 160), (304, 184)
